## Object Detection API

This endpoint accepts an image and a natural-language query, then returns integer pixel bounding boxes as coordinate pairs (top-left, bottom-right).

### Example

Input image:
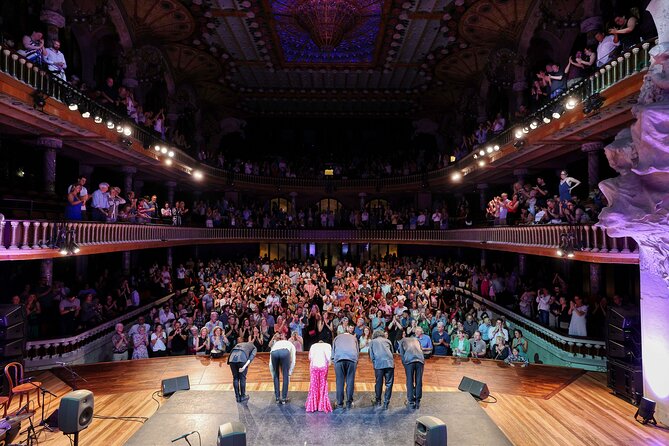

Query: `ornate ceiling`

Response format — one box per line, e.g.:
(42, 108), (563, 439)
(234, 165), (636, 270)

(101, 0), (583, 116)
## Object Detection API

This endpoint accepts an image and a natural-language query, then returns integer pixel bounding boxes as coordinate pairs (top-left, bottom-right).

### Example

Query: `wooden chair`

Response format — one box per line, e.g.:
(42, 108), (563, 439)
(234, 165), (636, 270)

(4, 362), (41, 411)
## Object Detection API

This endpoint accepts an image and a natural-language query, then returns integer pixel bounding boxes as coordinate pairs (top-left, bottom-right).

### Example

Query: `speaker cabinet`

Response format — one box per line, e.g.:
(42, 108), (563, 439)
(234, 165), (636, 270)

(217, 421), (247, 446)
(0, 322), (25, 341)
(161, 375), (190, 396)
(414, 416), (447, 446)
(608, 307), (639, 330)
(458, 376), (490, 400)
(0, 305), (25, 328)
(58, 390), (94, 434)
(0, 338), (25, 357)
(607, 359), (642, 405)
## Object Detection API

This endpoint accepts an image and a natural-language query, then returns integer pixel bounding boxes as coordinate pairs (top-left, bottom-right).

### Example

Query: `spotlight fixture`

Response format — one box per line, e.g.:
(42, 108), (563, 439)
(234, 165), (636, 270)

(94, 115), (103, 124)
(53, 225), (80, 256)
(106, 120), (115, 129)
(522, 126), (529, 134)
(123, 125), (132, 136)
(116, 124), (123, 133)
(165, 158), (173, 166)
(582, 93), (604, 114)
(451, 172), (462, 181)
(529, 120), (538, 130)
(473, 154), (478, 159)
(80, 107), (90, 119)
(160, 147), (168, 154)
(478, 149), (485, 156)
(565, 97), (578, 110)
(514, 128), (523, 139)
(634, 397), (657, 425)
(556, 232), (581, 258)
(486, 146), (493, 154)
(32, 89), (48, 110)
(543, 116), (551, 124)
(168, 150), (175, 158)
(64, 91), (79, 111)
(478, 160), (485, 167)
(193, 170), (204, 180)
(493, 145), (500, 151)
(513, 140), (525, 149)
(154, 145), (161, 152)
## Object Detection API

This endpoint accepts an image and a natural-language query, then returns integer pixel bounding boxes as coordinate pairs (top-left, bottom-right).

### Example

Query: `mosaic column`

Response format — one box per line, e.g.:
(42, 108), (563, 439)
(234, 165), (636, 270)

(581, 142), (604, 191)
(37, 137), (62, 195)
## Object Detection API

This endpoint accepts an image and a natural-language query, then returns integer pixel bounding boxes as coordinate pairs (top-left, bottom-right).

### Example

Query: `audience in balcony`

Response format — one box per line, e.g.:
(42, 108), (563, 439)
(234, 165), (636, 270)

(44, 39), (67, 81)
(595, 30), (620, 68)
(19, 30), (46, 65)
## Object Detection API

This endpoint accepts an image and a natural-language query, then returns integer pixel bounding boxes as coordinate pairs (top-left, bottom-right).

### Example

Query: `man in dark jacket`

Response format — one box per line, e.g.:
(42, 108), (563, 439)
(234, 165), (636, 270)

(369, 330), (395, 409)
(398, 335), (425, 409)
(332, 332), (359, 409)
(227, 341), (257, 402)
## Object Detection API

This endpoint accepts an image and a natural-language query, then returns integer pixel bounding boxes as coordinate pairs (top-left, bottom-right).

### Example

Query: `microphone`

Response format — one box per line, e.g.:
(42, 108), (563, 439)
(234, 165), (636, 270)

(19, 377), (35, 383)
(171, 431), (196, 443)
(16, 403), (30, 415)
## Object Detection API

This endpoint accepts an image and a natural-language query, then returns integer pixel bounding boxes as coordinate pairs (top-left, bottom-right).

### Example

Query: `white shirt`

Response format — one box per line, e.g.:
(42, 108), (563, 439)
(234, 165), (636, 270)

(269, 340), (296, 375)
(309, 342), (332, 368)
(151, 332), (167, 351)
(44, 48), (66, 72)
(597, 35), (619, 67)
(537, 294), (553, 311)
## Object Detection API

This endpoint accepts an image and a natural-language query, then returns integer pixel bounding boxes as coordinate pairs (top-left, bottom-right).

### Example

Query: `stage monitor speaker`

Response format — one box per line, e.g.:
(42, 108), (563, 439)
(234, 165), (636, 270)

(414, 416), (447, 446)
(607, 324), (633, 344)
(161, 375), (190, 396)
(0, 305), (24, 328)
(607, 359), (642, 405)
(458, 376), (490, 400)
(217, 421), (246, 446)
(58, 390), (94, 434)
(0, 322), (26, 341)
(608, 307), (639, 330)
(0, 338), (25, 357)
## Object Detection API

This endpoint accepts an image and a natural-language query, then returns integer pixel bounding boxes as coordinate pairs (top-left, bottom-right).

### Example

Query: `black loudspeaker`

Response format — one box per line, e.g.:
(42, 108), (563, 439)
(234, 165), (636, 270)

(458, 376), (490, 400)
(0, 338), (25, 357)
(0, 322), (25, 341)
(217, 421), (246, 446)
(0, 305), (25, 328)
(58, 390), (94, 434)
(414, 416), (447, 446)
(607, 359), (642, 405)
(161, 375), (190, 396)
(608, 307), (639, 330)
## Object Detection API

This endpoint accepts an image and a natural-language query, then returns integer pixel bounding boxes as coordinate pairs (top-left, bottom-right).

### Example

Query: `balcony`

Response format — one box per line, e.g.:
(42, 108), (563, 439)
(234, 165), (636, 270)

(0, 38), (658, 193)
(0, 219), (639, 263)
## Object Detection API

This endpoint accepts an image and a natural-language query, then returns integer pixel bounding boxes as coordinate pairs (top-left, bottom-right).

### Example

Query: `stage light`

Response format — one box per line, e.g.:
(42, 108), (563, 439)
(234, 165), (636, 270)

(529, 120), (538, 129)
(522, 126), (529, 134)
(193, 170), (203, 180)
(160, 147), (168, 154)
(486, 146), (493, 154)
(80, 108), (90, 119)
(478, 149), (485, 156)
(478, 160), (485, 167)
(106, 120), (115, 129)
(32, 89), (47, 110)
(543, 116), (551, 124)
(514, 128), (523, 139)
(493, 145), (500, 151)
(513, 140), (525, 149)
(123, 125), (132, 136)
(165, 158), (173, 166)
(556, 249), (564, 257)
(168, 150), (175, 158)
(116, 124), (123, 133)
(473, 154), (478, 159)
(94, 115), (103, 124)
(451, 172), (462, 181)
(71, 241), (80, 254)
(567, 252), (574, 258)
(635, 398), (657, 425)
(565, 97), (577, 110)
(154, 145), (161, 152)
(552, 111), (561, 119)
(64, 91), (79, 111)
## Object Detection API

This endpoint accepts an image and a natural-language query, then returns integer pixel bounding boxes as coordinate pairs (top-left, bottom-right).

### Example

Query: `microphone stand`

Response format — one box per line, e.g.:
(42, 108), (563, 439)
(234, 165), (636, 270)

(26, 381), (58, 431)
(57, 362), (88, 390)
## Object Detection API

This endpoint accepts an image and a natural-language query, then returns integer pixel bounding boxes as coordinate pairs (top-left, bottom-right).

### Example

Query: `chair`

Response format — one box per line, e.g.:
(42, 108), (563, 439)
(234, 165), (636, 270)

(4, 362), (41, 411)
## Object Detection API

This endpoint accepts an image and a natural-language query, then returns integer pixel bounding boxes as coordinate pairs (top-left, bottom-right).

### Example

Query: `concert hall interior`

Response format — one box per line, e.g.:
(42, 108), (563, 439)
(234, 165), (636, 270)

(0, 0), (668, 445)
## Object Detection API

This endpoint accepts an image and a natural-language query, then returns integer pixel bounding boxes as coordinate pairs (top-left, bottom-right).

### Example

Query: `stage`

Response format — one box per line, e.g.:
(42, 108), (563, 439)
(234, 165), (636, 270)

(3, 354), (667, 445)
(126, 390), (512, 445)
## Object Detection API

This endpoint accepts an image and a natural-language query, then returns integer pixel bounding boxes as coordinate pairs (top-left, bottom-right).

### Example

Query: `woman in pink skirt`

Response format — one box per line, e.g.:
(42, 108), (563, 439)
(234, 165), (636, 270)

(306, 340), (332, 413)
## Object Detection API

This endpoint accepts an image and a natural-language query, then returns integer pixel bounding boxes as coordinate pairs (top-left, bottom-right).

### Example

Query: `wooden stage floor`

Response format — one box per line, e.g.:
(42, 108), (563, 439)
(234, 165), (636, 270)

(6, 354), (668, 446)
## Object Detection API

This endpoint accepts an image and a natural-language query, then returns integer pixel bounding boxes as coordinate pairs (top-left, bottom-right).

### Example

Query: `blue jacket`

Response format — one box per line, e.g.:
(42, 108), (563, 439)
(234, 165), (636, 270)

(369, 337), (395, 369)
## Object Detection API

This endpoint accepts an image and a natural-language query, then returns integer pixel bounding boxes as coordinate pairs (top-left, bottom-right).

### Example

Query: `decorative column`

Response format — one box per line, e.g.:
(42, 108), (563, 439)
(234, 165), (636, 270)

(289, 192), (298, 215)
(41, 259), (53, 286)
(599, 0), (669, 424)
(76, 256), (88, 280)
(589, 263), (602, 297)
(518, 254), (527, 277)
(122, 167), (137, 195)
(166, 247), (173, 268)
(37, 137), (62, 195)
(122, 251), (131, 276)
(480, 249), (487, 269)
(477, 184), (488, 211)
(39, 0), (65, 46)
(581, 142), (604, 191)
(133, 179), (144, 197)
(165, 181), (177, 205)
(358, 192), (367, 211)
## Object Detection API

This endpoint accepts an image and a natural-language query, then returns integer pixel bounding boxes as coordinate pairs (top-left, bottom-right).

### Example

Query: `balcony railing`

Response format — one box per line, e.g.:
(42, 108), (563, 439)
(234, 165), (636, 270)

(0, 38), (657, 191)
(0, 219), (639, 263)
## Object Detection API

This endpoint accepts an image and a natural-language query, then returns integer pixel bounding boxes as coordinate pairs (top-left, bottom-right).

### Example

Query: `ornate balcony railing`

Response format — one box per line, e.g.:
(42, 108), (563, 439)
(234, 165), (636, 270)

(0, 219), (639, 263)
(0, 38), (657, 191)
(455, 287), (607, 370)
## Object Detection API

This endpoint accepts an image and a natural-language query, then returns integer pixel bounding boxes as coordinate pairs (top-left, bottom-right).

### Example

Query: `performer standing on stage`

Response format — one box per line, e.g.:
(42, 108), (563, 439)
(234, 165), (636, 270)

(332, 331), (359, 410)
(227, 340), (257, 403)
(398, 335), (425, 409)
(306, 340), (332, 413)
(269, 333), (296, 404)
(369, 330), (395, 410)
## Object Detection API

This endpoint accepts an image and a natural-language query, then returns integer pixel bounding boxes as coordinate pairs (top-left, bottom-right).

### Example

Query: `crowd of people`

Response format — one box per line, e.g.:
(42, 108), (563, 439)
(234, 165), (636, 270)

(484, 171), (607, 226)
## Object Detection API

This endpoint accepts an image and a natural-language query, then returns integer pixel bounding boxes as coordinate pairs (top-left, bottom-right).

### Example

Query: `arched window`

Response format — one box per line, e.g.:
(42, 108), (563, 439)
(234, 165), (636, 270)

(315, 198), (342, 213)
(367, 199), (390, 210)
(269, 197), (291, 214)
